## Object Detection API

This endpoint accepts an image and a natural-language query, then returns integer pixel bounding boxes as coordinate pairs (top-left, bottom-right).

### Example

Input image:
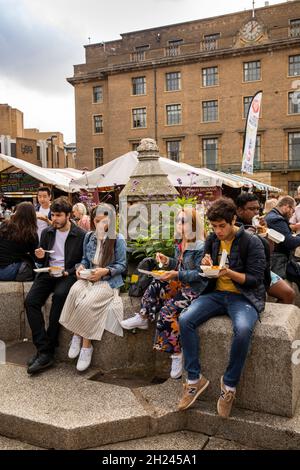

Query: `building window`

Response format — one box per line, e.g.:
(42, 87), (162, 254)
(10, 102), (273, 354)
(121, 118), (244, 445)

(202, 66), (218, 87)
(289, 92), (300, 114)
(165, 39), (183, 57)
(290, 19), (300, 38)
(94, 148), (104, 168)
(167, 141), (182, 162)
(37, 146), (41, 161)
(132, 77), (146, 95)
(289, 132), (300, 168)
(203, 138), (218, 170)
(243, 96), (253, 118)
(289, 55), (300, 76)
(254, 135), (261, 169)
(166, 72), (181, 91)
(132, 45), (149, 62)
(288, 181), (300, 196)
(132, 108), (147, 128)
(243, 60), (261, 82)
(93, 115), (103, 133)
(132, 142), (140, 151)
(201, 33), (220, 51)
(202, 100), (218, 122)
(166, 104), (182, 125)
(11, 143), (16, 158)
(93, 86), (103, 103)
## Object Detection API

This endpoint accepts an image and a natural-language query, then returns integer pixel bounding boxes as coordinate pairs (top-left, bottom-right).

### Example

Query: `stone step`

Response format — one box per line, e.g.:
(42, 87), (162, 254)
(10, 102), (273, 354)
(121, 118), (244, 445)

(1, 279), (300, 418)
(0, 362), (299, 450)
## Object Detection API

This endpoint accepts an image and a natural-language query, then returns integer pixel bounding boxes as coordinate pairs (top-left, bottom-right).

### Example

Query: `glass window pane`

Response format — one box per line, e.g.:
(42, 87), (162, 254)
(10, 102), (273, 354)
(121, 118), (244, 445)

(93, 86), (103, 103)
(202, 101), (218, 122)
(94, 148), (104, 168)
(94, 115), (103, 133)
(289, 92), (300, 114)
(167, 141), (181, 162)
(132, 108), (147, 128)
(203, 138), (218, 169)
(166, 104), (182, 125)
(289, 55), (300, 76)
(202, 67), (218, 87)
(289, 133), (300, 167)
(243, 96), (253, 118)
(132, 77), (146, 95)
(166, 72), (181, 91)
(244, 61), (261, 81)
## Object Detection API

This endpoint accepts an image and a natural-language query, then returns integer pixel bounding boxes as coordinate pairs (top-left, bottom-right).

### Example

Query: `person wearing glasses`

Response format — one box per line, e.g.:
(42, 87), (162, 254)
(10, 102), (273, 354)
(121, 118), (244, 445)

(121, 207), (207, 380)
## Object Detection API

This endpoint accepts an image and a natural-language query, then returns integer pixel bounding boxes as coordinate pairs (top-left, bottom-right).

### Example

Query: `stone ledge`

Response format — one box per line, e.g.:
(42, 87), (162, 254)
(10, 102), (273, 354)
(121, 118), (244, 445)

(1, 282), (300, 418)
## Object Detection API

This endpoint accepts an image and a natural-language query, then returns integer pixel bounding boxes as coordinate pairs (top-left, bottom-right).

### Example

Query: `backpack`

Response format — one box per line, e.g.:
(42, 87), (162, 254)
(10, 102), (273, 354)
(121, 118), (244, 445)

(239, 231), (271, 289)
(128, 257), (158, 297)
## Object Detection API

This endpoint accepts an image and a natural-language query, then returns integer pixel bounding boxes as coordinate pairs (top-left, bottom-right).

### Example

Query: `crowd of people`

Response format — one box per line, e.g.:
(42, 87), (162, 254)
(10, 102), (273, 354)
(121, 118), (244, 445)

(1, 185), (300, 419)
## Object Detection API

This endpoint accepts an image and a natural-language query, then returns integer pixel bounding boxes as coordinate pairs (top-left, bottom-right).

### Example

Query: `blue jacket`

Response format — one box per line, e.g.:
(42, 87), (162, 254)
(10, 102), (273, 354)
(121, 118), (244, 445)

(265, 208), (300, 256)
(203, 227), (266, 313)
(168, 240), (208, 294)
(81, 232), (127, 289)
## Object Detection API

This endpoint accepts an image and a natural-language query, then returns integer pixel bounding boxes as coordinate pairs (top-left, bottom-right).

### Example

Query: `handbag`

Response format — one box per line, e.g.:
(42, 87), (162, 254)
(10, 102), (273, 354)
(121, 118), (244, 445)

(15, 258), (35, 282)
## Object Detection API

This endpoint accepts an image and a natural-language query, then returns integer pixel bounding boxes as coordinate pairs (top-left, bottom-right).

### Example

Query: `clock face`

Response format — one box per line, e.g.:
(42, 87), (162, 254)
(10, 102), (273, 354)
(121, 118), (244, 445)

(241, 20), (264, 42)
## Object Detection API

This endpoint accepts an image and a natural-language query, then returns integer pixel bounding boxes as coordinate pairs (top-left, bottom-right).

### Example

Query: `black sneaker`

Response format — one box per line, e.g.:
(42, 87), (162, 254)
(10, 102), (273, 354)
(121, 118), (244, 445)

(27, 353), (55, 375)
(27, 353), (39, 368)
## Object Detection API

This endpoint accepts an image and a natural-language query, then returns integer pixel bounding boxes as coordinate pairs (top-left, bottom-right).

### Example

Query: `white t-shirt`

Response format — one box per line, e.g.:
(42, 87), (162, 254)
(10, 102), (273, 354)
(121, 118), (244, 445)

(37, 206), (50, 240)
(49, 230), (70, 268)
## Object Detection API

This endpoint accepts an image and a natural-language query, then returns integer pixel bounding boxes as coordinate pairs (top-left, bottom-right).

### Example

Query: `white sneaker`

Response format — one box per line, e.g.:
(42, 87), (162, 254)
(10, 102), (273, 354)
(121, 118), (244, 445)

(120, 313), (148, 330)
(76, 346), (94, 372)
(68, 335), (82, 359)
(170, 353), (183, 379)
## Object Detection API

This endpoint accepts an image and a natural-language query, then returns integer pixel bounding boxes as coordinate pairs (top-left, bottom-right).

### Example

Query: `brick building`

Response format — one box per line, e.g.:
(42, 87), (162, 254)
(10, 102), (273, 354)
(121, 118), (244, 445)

(0, 104), (77, 171)
(68, 0), (300, 193)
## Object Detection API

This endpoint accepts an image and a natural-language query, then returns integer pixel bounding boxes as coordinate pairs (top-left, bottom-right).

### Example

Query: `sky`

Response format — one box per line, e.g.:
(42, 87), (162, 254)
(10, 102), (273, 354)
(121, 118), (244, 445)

(0, 0), (286, 143)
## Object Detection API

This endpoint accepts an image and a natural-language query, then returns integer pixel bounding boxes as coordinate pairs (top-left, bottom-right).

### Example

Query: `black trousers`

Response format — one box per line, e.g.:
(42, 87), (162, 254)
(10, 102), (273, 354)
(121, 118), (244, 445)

(25, 273), (77, 355)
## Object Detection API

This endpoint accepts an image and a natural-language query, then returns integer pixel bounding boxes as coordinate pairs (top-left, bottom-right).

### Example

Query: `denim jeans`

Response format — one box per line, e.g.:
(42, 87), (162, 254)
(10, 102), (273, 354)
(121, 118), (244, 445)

(179, 291), (258, 387)
(0, 263), (21, 281)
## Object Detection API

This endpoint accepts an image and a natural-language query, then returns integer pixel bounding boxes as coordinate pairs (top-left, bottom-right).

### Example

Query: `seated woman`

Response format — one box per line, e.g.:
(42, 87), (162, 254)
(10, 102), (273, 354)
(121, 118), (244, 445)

(59, 203), (127, 372)
(72, 203), (90, 231)
(121, 208), (207, 380)
(0, 202), (38, 281)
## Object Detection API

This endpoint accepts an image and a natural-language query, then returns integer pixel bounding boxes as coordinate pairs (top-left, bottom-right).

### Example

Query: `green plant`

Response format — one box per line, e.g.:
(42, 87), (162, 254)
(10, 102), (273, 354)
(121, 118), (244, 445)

(127, 196), (201, 261)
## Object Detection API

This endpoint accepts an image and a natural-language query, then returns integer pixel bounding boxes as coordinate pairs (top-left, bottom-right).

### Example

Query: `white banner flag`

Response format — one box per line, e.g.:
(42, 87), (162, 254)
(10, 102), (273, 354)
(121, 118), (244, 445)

(241, 91), (262, 174)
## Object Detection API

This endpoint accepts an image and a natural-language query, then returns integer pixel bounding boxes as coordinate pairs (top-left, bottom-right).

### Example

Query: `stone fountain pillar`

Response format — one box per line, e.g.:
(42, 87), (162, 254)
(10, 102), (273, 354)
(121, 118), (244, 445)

(119, 138), (179, 241)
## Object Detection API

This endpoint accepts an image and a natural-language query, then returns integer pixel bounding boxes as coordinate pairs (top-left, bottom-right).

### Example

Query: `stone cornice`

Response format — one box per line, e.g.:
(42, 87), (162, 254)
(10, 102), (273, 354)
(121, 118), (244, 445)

(67, 38), (300, 86)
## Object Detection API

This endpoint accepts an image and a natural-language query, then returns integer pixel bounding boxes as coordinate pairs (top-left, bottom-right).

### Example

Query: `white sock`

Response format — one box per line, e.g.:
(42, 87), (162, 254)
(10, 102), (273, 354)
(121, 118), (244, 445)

(225, 384), (236, 392)
(188, 375), (202, 385)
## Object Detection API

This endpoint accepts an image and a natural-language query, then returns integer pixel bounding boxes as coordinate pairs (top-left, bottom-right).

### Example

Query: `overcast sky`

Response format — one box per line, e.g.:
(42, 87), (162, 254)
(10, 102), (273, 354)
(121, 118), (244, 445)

(0, 0), (285, 143)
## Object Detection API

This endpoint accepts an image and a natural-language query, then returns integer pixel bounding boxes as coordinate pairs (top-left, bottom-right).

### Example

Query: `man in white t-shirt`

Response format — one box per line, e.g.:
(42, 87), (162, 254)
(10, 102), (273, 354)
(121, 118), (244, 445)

(35, 187), (52, 240)
(25, 197), (86, 375)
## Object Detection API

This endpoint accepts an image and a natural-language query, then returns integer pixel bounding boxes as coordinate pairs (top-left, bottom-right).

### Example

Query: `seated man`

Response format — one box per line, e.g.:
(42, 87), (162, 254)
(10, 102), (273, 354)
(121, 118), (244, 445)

(25, 197), (86, 375)
(265, 196), (300, 285)
(178, 197), (266, 418)
(236, 192), (295, 304)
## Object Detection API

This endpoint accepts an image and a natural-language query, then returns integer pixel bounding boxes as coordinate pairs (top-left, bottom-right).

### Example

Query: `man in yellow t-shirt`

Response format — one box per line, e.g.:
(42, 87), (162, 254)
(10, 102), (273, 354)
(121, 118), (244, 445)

(216, 230), (240, 294)
(178, 197), (266, 420)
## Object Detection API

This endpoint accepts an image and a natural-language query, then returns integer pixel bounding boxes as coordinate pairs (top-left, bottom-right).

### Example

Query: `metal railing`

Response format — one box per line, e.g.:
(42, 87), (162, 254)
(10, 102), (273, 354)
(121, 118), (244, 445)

(217, 160), (300, 173)
(165, 45), (181, 57)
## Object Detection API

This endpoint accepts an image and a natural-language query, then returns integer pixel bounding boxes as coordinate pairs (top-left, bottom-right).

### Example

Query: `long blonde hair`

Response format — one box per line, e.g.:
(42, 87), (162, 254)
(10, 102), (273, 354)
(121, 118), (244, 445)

(175, 207), (204, 242)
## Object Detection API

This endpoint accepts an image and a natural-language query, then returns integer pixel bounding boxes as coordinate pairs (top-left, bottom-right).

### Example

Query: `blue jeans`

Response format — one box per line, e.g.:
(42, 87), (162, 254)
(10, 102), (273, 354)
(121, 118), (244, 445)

(179, 291), (258, 387)
(0, 263), (21, 281)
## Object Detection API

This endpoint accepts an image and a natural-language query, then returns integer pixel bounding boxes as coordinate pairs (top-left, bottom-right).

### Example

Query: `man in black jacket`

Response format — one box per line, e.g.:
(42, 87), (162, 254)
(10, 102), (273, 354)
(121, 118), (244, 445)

(25, 197), (86, 375)
(178, 198), (266, 418)
(265, 196), (300, 281)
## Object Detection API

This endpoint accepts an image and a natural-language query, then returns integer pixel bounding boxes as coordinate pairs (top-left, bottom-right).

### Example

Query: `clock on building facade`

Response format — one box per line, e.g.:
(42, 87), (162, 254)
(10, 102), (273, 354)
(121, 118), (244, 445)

(240, 20), (264, 42)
